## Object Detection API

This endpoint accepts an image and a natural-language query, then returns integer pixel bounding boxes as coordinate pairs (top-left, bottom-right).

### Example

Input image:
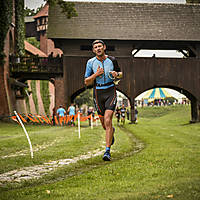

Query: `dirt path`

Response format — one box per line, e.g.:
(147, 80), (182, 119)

(0, 148), (104, 185)
(0, 126), (145, 186)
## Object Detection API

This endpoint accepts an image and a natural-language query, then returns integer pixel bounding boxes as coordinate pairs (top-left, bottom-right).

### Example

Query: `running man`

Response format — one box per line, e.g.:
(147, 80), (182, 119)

(84, 40), (122, 161)
(57, 105), (66, 125)
(67, 103), (76, 126)
(115, 106), (121, 125)
(120, 104), (126, 125)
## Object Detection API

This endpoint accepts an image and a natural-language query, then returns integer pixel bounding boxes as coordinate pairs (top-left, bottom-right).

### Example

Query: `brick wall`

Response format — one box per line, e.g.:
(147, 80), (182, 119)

(54, 77), (65, 110)
(2, 30), (10, 116)
(0, 67), (9, 116)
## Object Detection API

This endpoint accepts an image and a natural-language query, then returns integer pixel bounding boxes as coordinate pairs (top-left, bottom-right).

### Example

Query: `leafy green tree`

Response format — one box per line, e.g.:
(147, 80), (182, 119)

(24, 7), (36, 16)
(26, 37), (40, 49)
(24, 5), (43, 16)
(45, 0), (77, 18)
(0, 0), (13, 65)
(15, 0), (25, 56)
(74, 89), (93, 107)
(25, 0), (77, 18)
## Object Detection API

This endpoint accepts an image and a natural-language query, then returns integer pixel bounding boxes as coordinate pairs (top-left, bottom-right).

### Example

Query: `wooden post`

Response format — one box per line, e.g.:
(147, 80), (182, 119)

(130, 99), (135, 124)
(199, 104), (200, 122)
(191, 98), (200, 123)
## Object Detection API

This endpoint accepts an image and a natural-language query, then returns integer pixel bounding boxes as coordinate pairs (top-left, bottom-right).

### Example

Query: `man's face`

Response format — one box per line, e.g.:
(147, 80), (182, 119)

(92, 42), (106, 56)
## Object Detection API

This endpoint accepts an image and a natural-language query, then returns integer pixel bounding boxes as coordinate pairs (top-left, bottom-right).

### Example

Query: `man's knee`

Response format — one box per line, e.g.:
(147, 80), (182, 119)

(104, 116), (112, 128)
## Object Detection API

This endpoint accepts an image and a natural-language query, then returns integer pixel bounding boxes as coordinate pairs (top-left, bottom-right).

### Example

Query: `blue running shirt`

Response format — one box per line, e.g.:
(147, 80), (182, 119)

(69, 106), (75, 116)
(85, 56), (120, 89)
(57, 108), (66, 117)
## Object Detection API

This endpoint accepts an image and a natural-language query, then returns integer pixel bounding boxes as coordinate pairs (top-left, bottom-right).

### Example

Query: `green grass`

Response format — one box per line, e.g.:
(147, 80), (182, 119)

(0, 105), (200, 200)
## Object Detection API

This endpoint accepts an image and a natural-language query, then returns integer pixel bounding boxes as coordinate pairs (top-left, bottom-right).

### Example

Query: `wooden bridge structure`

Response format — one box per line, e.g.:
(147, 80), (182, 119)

(47, 2), (200, 122)
(12, 2), (200, 122)
(9, 55), (63, 81)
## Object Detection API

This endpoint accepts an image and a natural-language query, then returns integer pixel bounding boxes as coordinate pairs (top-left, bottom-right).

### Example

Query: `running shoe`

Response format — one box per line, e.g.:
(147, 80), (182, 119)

(111, 127), (115, 146)
(103, 150), (111, 161)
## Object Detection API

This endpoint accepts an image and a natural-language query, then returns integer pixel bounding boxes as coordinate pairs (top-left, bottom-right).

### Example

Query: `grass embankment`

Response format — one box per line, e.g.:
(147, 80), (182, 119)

(0, 105), (200, 200)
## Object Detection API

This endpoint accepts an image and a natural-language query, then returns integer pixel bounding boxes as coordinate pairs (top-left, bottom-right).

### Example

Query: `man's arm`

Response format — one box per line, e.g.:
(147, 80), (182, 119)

(84, 73), (98, 86)
(110, 71), (123, 79)
(67, 107), (70, 113)
(108, 56), (122, 79)
(84, 66), (104, 86)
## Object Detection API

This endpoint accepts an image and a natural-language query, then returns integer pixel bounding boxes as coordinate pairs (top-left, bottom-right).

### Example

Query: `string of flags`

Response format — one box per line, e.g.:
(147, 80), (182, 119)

(10, 113), (100, 126)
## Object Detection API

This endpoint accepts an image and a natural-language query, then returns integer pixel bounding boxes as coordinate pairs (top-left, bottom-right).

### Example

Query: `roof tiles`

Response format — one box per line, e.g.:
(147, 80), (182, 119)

(48, 2), (200, 41)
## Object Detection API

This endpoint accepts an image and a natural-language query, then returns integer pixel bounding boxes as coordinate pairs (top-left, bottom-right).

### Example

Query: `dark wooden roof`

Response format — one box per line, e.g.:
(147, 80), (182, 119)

(48, 2), (200, 41)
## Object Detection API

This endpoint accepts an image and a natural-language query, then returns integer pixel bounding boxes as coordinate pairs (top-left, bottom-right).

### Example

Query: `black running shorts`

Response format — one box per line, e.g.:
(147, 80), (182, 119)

(93, 86), (117, 116)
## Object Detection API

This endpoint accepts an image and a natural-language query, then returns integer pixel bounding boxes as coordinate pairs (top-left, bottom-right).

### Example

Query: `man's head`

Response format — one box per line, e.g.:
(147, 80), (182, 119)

(92, 39), (106, 57)
(92, 40), (105, 47)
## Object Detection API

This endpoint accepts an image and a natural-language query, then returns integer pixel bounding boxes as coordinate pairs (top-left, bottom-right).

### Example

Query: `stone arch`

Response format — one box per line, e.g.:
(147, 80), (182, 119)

(71, 87), (86, 103)
(133, 84), (198, 123)
(116, 88), (131, 107)
(135, 85), (196, 102)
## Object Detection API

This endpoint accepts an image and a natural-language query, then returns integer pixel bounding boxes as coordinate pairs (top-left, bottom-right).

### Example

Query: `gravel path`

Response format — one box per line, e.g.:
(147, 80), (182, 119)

(0, 126), (144, 186)
(0, 149), (104, 185)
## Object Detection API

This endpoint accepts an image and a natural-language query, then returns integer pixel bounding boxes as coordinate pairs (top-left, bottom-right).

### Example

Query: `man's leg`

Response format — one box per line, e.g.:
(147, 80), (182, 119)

(104, 110), (114, 147)
(99, 115), (106, 130)
(102, 110), (115, 161)
(99, 112), (114, 146)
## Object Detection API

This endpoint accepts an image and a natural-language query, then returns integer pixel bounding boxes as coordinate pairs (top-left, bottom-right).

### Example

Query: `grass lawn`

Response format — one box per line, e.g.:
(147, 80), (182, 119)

(0, 105), (200, 200)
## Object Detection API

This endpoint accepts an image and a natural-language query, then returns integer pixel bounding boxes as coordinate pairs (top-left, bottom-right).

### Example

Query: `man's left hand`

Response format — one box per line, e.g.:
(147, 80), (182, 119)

(109, 71), (118, 78)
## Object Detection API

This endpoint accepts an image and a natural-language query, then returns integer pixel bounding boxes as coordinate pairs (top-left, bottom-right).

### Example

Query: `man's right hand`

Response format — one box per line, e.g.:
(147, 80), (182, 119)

(96, 66), (104, 77)
(84, 66), (104, 86)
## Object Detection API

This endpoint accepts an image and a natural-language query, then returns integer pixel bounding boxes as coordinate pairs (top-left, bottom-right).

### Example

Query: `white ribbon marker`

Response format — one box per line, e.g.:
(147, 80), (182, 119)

(78, 112), (81, 138)
(91, 114), (93, 129)
(14, 111), (33, 158)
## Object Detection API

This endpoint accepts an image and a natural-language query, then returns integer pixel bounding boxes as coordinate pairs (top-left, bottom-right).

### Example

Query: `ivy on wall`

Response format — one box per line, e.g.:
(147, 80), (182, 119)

(0, 0), (13, 66)
(0, 0), (25, 66)
(31, 80), (39, 114)
(40, 80), (50, 115)
(15, 0), (25, 56)
(25, 94), (31, 113)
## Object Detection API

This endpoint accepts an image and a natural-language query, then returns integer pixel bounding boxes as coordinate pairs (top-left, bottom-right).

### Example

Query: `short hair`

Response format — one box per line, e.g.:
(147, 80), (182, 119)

(92, 39), (105, 47)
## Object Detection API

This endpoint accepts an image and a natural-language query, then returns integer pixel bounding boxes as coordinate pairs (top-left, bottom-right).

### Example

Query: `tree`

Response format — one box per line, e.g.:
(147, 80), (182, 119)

(45, 0), (77, 18)
(25, 0), (77, 18)
(74, 89), (93, 107)
(26, 37), (40, 49)
(24, 5), (43, 16)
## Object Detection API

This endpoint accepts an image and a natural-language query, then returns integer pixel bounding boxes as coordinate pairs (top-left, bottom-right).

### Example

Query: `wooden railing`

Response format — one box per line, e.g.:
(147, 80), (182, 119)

(9, 55), (63, 78)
